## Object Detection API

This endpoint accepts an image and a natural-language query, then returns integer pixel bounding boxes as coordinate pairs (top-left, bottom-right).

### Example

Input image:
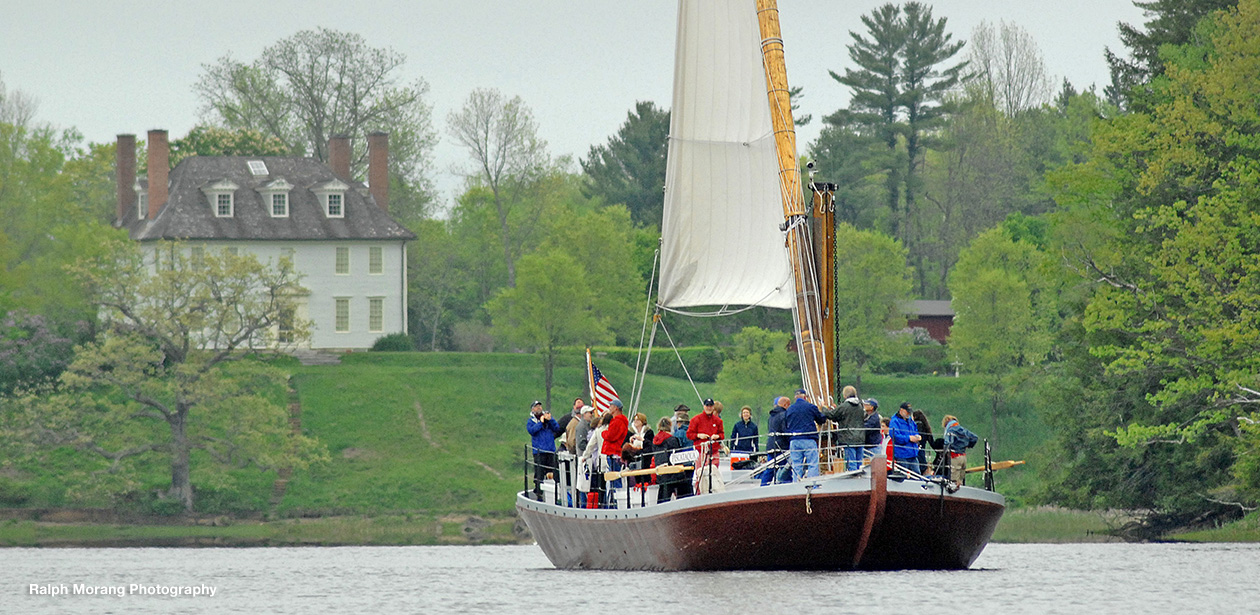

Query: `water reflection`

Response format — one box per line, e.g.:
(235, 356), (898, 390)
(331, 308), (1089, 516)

(3, 543), (1257, 614)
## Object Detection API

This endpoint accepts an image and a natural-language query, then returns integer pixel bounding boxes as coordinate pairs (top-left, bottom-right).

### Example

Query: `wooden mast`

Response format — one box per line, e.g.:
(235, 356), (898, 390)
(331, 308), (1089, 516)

(812, 185), (838, 402)
(756, 0), (833, 406)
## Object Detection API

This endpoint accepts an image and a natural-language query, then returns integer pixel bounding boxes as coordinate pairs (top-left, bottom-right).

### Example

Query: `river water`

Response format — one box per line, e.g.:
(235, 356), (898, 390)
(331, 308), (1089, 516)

(3, 543), (1257, 614)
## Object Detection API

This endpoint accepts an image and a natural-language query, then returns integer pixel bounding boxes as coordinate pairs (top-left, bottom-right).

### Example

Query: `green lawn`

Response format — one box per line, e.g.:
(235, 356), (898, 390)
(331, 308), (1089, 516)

(279, 352), (701, 516)
(2, 352), (1050, 519)
(0, 514), (519, 547)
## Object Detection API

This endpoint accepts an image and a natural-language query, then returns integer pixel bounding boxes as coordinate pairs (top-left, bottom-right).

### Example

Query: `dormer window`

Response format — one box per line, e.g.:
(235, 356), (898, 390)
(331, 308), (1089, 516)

(216, 194), (233, 217)
(201, 179), (240, 219)
(311, 179), (350, 219)
(257, 178), (294, 219)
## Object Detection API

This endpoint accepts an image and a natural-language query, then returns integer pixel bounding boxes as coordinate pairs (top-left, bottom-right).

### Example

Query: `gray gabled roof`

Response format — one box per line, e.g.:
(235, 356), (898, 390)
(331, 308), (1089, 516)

(900, 299), (955, 317)
(124, 156), (415, 241)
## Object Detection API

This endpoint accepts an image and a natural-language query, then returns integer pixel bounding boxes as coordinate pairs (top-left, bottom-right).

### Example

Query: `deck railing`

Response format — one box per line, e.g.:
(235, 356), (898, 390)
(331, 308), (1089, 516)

(522, 427), (998, 509)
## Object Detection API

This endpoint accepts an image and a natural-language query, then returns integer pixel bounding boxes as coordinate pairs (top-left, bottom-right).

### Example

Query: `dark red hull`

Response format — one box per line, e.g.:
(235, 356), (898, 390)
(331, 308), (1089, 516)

(517, 462), (1004, 571)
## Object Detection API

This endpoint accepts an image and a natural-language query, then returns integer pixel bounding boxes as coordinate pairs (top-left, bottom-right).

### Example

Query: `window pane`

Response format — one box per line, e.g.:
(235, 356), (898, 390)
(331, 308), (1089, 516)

(335, 298), (350, 333)
(369, 298), (383, 332)
(272, 193), (287, 216)
(369, 247), (383, 274)
(335, 247), (349, 274)
(217, 193), (232, 216)
(278, 307), (295, 343)
(327, 193), (342, 216)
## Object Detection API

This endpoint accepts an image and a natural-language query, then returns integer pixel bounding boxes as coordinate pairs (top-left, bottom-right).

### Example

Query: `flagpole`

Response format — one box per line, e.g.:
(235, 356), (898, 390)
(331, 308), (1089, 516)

(586, 348), (596, 408)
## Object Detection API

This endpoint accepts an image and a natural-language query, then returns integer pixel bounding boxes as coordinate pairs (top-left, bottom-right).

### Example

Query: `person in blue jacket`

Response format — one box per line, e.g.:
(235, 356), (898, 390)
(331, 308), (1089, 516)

(526, 401), (561, 501)
(942, 414), (979, 485)
(784, 389), (825, 481)
(890, 402), (923, 475)
(729, 406), (759, 469)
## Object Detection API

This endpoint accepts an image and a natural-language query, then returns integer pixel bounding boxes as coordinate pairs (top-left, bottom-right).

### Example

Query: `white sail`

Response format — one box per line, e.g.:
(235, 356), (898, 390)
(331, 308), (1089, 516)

(657, 0), (794, 310)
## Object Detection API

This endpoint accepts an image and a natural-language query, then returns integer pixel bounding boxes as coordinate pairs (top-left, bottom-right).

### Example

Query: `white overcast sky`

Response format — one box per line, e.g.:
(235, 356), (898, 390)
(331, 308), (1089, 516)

(2, 1), (1146, 206)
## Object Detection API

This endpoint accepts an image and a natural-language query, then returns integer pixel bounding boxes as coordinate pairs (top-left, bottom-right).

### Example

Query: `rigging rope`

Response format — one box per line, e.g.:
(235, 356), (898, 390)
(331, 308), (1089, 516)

(658, 317), (704, 405)
(629, 248), (663, 413)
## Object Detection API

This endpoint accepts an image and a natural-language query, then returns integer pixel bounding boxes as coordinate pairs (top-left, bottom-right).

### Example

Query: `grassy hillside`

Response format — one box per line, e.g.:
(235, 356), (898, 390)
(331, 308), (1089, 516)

(1, 352), (1048, 517)
(280, 352), (702, 516)
(281, 353), (1046, 515)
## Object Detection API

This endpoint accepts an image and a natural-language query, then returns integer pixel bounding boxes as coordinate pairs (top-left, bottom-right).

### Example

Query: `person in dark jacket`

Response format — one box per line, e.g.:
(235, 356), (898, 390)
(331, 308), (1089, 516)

(912, 409), (944, 476)
(653, 416), (692, 501)
(763, 396), (791, 485)
(729, 406), (759, 469)
(824, 385), (865, 471)
(525, 401), (561, 500)
(862, 398), (882, 462)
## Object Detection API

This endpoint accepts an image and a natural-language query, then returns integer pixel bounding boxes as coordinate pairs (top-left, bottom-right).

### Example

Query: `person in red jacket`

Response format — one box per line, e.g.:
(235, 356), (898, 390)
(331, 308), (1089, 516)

(688, 398), (725, 494)
(600, 400), (629, 506)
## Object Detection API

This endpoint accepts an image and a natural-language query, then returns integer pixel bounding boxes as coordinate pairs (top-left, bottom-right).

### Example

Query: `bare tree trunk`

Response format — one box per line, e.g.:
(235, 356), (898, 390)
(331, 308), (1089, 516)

(168, 407), (194, 512)
(542, 345), (554, 413)
(493, 191), (517, 288)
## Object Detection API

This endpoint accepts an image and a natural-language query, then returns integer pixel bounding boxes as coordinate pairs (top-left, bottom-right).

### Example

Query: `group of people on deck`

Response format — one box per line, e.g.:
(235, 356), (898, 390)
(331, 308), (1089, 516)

(525, 387), (979, 506)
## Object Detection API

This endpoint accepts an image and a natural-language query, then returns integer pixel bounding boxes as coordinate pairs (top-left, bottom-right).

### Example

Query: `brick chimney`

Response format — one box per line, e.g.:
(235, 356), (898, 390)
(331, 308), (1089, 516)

(367, 132), (388, 213)
(115, 134), (136, 225)
(328, 134), (351, 181)
(146, 129), (169, 219)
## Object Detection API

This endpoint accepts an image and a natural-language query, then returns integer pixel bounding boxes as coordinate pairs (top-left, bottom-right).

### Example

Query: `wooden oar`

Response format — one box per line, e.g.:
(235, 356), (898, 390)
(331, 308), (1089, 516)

(965, 459), (1025, 474)
(604, 464), (692, 481)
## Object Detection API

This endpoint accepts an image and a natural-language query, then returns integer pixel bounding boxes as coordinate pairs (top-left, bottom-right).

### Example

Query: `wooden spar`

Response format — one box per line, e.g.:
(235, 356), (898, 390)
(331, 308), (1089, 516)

(966, 460), (1025, 473)
(585, 348), (596, 407)
(757, 0), (832, 407)
(604, 465), (692, 482)
(812, 184), (837, 401)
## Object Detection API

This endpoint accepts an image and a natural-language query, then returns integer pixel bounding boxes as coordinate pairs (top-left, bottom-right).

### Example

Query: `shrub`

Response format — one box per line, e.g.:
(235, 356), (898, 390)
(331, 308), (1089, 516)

(0, 477), (32, 506)
(873, 345), (950, 375)
(371, 333), (415, 352)
(0, 311), (79, 394)
(598, 346), (722, 383)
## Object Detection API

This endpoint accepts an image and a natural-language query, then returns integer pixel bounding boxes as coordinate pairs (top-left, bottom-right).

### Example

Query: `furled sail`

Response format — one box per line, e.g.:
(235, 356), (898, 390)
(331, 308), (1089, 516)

(657, 0), (794, 310)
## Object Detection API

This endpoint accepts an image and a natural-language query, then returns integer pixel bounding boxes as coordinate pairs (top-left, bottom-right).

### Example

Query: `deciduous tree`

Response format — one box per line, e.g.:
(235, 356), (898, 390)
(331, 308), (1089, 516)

(831, 224), (913, 388)
(169, 125), (290, 167)
(715, 327), (799, 412)
(448, 89), (552, 288)
(195, 28), (438, 220)
(948, 226), (1053, 443)
(967, 21), (1052, 117)
(486, 250), (611, 411)
(12, 241), (326, 512)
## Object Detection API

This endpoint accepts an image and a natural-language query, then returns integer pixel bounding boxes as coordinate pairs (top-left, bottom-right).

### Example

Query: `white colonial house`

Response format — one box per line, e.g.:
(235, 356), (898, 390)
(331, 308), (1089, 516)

(115, 130), (414, 350)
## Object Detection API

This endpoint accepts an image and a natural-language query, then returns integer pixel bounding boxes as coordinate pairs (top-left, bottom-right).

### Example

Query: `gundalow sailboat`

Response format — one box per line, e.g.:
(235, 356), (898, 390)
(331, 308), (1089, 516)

(516, 0), (1005, 571)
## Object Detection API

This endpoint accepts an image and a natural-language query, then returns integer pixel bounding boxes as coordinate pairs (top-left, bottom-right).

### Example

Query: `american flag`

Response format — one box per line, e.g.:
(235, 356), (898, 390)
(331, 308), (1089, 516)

(590, 363), (620, 413)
